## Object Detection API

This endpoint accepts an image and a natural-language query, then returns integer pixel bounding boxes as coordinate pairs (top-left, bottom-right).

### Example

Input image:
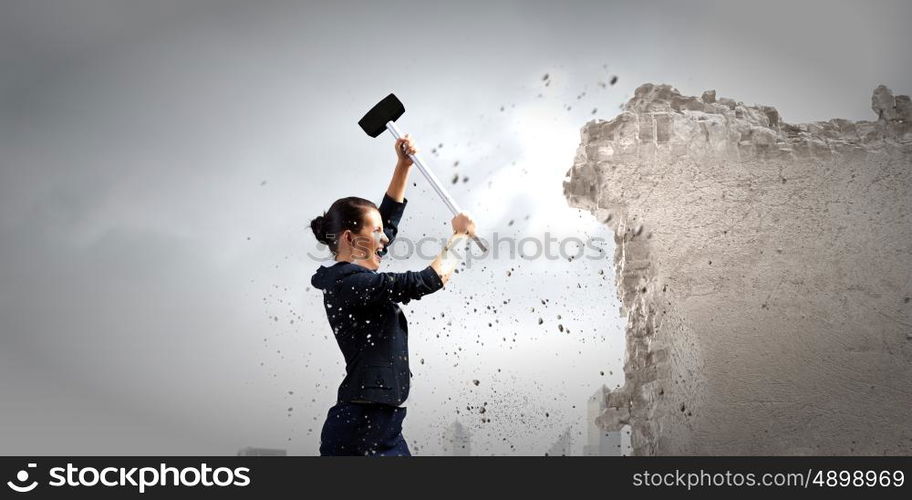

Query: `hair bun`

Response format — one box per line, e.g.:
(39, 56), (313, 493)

(310, 214), (328, 245)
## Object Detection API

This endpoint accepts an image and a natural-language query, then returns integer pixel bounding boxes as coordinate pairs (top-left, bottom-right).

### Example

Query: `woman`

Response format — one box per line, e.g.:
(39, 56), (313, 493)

(309, 135), (476, 456)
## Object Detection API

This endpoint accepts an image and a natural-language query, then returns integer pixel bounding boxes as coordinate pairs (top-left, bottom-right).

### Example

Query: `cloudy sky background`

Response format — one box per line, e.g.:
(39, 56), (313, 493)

(1, 0), (909, 455)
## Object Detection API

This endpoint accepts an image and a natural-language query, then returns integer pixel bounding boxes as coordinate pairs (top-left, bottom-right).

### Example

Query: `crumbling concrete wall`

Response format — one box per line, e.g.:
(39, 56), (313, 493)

(564, 83), (912, 455)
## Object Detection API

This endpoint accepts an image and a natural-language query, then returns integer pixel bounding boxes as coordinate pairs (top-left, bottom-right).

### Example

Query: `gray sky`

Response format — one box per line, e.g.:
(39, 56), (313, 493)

(1, 0), (909, 455)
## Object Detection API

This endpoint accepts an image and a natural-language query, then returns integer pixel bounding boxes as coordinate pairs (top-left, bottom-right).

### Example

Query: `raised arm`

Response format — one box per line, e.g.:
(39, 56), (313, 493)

(378, 135), (417, 255)
(385, 135), (416, 202)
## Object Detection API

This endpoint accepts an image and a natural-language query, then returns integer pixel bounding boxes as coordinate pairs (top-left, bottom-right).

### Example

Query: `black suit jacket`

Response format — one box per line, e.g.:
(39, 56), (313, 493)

(311, 194), (444, 406)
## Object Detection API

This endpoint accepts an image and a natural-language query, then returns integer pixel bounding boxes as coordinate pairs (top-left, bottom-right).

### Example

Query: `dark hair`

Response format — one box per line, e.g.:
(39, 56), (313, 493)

(310, 197), (378, 254)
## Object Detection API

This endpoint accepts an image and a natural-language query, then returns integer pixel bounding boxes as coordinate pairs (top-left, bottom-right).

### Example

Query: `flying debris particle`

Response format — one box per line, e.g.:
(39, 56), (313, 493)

(479, 407), (486, 414)
(542, 73), (549, 81)
(508, 220), (514, 226)
(453, 160), (460, 167)
(610, 75), (618, 85)
(288, 391), (294, 395)
(592, 108), (598, 115)
(500, 106), (505, 112)
(600, 371), (605, 376)
(538, 318), (543, 325)
(558, 324), (564, 333)
(260, 180), (267, 186)
(472, 379), (480, 386)
(452, 174), (459, 184)
(462, 176), (469, 183)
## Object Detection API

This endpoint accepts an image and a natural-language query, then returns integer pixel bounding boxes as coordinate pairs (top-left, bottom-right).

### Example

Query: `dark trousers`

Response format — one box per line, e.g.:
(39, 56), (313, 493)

(319, 402), (411, 456)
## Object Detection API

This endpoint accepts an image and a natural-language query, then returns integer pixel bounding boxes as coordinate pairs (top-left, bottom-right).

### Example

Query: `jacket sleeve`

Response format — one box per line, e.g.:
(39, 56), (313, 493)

(377, 194), (406, 256)
(340, 266), (444, 305)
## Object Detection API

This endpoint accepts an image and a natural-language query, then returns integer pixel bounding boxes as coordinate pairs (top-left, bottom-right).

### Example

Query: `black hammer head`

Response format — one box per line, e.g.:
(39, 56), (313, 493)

(358, 93), (405, 138)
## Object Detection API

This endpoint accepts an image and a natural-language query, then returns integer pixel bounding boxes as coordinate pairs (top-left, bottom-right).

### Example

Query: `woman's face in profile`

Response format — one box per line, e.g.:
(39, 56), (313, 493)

(347, 208), (388, 270)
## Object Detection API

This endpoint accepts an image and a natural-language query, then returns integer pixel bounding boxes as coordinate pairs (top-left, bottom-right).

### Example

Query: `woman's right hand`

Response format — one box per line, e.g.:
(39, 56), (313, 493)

(451, 212), (476, 237)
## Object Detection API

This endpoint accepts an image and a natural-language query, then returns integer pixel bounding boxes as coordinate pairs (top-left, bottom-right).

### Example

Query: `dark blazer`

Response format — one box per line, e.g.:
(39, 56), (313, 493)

(311, 194), (444, 406)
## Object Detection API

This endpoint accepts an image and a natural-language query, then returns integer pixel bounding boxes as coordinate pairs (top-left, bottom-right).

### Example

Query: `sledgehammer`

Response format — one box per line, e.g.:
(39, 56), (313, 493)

(358, 93), (487, 252)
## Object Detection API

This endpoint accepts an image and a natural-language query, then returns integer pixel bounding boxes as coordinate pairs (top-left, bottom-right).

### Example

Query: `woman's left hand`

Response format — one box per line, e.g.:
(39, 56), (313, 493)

(395, 134), (418, 167)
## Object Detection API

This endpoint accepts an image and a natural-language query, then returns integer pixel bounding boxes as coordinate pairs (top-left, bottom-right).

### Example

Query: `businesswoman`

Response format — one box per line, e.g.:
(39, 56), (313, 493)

(309, 135), (476, 455)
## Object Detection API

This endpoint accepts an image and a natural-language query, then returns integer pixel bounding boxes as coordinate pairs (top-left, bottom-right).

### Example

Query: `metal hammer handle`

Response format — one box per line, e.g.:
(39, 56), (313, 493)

(386, 121), (487, 252)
